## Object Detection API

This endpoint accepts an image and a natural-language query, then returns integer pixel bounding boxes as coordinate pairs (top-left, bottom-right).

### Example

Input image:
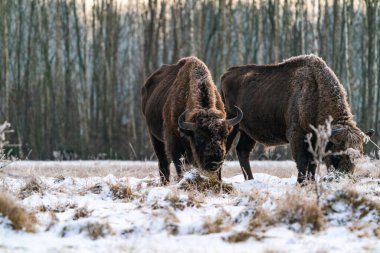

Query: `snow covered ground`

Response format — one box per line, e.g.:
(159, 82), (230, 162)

(0, 161), (380, 253)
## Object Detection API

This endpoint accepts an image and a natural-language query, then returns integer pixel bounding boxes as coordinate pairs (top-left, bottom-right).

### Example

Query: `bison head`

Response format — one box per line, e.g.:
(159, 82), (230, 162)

(178, 106), (243, 172)
(324, 125), (374, 173)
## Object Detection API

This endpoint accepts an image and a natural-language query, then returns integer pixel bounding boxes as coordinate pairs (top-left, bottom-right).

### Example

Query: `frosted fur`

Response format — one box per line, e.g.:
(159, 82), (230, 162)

(142, 56), (236, 183)
(221, 54), (369, 183)
(288, 55), (363, 150)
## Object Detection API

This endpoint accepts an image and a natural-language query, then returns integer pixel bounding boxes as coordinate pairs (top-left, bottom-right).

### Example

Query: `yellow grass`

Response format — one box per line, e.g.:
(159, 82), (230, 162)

(0, 191), (37, 232)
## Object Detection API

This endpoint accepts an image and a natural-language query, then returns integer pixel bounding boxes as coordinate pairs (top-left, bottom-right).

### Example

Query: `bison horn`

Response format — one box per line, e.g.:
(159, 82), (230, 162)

(226, 106), (243, 126)
(178, 110), (196, 131)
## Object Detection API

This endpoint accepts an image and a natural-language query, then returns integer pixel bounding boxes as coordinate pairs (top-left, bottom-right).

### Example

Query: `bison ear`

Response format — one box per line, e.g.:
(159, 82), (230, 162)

(365, 129), (375, 137)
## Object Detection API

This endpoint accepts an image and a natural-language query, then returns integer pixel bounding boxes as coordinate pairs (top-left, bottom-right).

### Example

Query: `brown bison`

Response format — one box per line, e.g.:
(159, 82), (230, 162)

(221, 54), (373, 184)
(142, 56), (243, 184)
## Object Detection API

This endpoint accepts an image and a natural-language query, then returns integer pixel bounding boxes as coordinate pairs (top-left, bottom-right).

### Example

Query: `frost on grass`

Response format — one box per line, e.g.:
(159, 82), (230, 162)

(73, 207), (92, 220)
(0, 191), (36, 232)
(323, 188), (380, 224)
(226, 190), (325, 242)
(1, 162), (380, 252)
(274, 192), (325, 232)
(19, 177), (45, 199)
(61, 222), (114, 240)
(202, 209), (231, 234)
(109, 183), (135, 200)
(177, 169), (234, 193)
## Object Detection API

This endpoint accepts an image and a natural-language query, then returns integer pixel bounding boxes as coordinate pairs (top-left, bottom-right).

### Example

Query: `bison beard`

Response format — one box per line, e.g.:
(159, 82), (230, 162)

(221, 54), (373, 184)
(141, 56), (242, 184)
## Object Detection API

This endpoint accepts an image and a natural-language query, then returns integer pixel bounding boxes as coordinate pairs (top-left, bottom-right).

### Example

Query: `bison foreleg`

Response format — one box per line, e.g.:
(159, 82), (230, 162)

(236, 131), (255, 180)
(170, 137), (187, 181)
(291, 134), (313, 185)
(150, 134), (170, 185)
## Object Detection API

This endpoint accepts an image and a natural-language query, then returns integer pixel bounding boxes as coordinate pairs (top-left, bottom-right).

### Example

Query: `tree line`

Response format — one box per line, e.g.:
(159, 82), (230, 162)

(0, 0), (379, 160)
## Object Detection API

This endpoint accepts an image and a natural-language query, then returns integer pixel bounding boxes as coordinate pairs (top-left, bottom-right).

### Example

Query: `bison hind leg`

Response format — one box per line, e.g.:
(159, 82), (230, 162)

(236, 131), (255, 180)
(150, 134), (170, 185)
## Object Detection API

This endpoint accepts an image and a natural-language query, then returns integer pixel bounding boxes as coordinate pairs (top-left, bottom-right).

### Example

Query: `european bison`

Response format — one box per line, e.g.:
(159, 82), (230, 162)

(221, 54), (373, 184)
(142, 56), (243, 184)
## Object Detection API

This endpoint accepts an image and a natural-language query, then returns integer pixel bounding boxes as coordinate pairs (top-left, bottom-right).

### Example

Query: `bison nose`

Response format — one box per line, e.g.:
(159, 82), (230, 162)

(205, 160), (223, 171)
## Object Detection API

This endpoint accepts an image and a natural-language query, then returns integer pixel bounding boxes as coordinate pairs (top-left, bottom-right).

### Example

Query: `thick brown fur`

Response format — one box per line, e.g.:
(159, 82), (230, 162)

(221, 54), (367, 183)
(142, 56), (235, 184)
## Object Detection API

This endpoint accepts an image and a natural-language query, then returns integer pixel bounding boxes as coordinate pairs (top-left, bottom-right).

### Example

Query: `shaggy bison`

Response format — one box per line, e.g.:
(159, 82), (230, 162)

(221, 54), (373, 184)
(142, 56), (243, 184)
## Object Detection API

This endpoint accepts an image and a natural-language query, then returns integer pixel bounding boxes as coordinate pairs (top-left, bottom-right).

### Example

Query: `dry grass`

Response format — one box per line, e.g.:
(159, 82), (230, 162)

(231, 190), (324, 238)
(274, 192), (325, 232)
(73, 207), (92, 220)
(165, 190), (186, 210)
(0, 191), (37, 232)
(81, 222), (114, 240)
(223, 230), (266, 243)
(19, 177), (45, 199)
(248, 207), (273, 230)
(3, 160), (298, 179)
(202, 209), (231, 234)
(3, 159), (379, 181)
(374, 227), (380, 238)
(89, 183), (103, 194)
(53, 175), (65, 183)
(37, 202), (77, 213)
(164, 208), (180, 235)
(61, 222), (114, 239)
(178, 170), (234, 193)
(164, 189), (204, 210)
(323, 189), (380, 220)
(109, 183), (135, 200)
(187, 191), (205, 208)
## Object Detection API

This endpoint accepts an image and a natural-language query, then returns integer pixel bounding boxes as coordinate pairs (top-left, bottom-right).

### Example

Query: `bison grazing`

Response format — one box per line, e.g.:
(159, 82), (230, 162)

(142, 56), (243, 184)
(221, 54), (373, 184)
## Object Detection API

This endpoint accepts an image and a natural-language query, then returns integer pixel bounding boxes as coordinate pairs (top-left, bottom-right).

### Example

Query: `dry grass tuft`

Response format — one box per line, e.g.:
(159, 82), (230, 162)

(234, 191), (324, 234)
(274, 192), (325, 232)
(109, 183), (135, 200)
(89, 183), (103, 194)
(374, 227), (380, 238)
(19, 177), (45, 199)
(165, 190), (186, 210)
(53, 202), (77, 213)
(61, 221), (113, 239)
(37, 202), (77, 213)
(164, 208), (180, 235)
(187, 191), (204, 208)
(178, 170), (234, 193)
(323, 189), (380, 220)
(164, 189), (204, 210)
(73, 207), (92, 220)
(82, 222), (113, 240)
(223, 230), (265, 243)
(248, 207), (273, 230)
(0, 191), (37, 232)
(202, 209), (231, 234)
(53, 175), (65, 183)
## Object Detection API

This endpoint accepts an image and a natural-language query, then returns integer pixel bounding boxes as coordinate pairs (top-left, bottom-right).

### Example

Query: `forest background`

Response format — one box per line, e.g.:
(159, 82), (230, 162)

(0, 0), (379, 160)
